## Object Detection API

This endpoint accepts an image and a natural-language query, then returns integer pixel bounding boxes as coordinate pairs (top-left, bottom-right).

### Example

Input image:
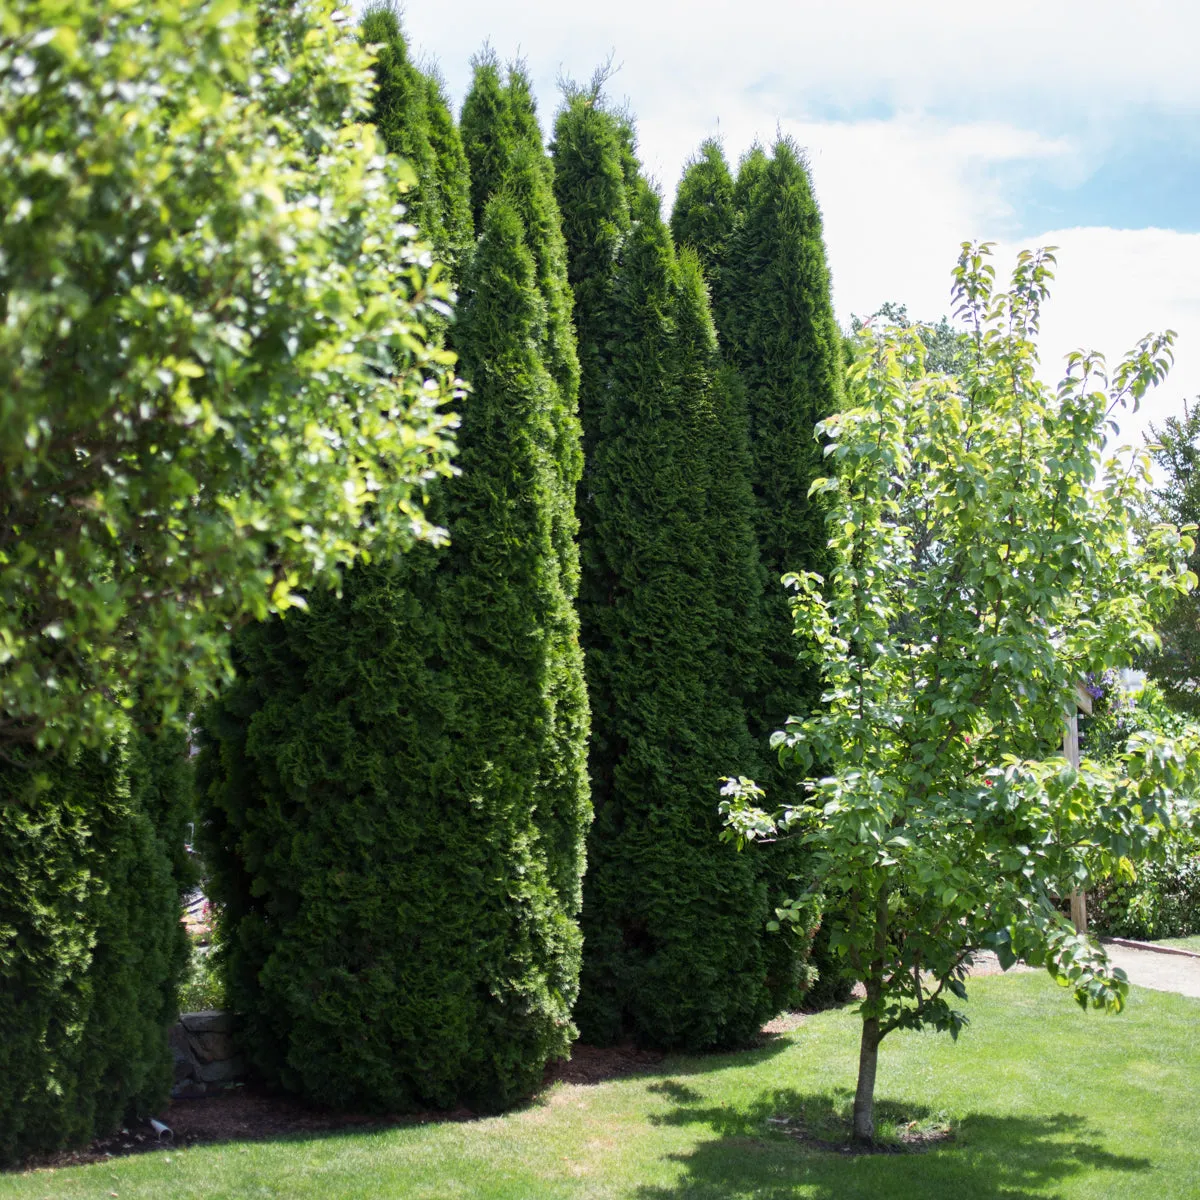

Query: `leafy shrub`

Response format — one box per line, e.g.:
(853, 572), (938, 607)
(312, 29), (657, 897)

(0, 0), (459, 755)
(1091, 841), (1200, 940)
(1082, 676), (1200, 939)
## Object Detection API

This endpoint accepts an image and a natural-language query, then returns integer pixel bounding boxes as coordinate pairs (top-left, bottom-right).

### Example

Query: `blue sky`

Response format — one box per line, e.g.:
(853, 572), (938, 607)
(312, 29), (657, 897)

(396, 0), (1200, 446)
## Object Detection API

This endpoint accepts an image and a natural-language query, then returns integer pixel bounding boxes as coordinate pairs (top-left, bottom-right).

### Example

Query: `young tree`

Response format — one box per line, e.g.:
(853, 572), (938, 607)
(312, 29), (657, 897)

(0, 0), (460, 755)
(722, 244), (1198, 1143)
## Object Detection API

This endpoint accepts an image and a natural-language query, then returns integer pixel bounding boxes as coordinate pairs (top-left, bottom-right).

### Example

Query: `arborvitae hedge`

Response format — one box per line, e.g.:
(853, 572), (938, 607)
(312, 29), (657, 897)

(0, 735), (189, 1165)
(198, 51), (589, 1113)
(673, 137), (846, 1007)
(462, 62), (591, 930)
(672, 137), (843, 758)
(552, 95), (791, 1049)
(424, 71), (475, 274)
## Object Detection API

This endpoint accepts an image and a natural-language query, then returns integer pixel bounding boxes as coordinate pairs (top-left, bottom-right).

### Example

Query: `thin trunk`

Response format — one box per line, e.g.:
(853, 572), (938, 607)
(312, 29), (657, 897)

(852, 1015), (881, 1143)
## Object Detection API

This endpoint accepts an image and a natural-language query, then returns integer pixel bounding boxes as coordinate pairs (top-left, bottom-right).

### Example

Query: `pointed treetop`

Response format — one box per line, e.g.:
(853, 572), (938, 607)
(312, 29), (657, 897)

(671, 139), (736, 289)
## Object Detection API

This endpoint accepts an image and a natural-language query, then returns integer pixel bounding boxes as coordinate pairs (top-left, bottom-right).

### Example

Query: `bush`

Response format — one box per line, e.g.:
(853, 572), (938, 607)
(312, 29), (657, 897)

(0, 737), (188, 1165)
(1091, 841), (1200, 941)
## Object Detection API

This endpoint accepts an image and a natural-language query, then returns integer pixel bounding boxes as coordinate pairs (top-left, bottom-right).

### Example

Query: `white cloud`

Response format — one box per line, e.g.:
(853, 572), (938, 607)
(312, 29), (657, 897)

(999, 227), (1200, 445)
(403, 1), (1200, 128)
(394, 1), (1200, 439)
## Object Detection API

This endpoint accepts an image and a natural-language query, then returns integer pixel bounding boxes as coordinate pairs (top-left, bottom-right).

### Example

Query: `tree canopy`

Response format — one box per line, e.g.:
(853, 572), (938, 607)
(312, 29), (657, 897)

(723, 243), (1198, 1142)
(0, 0), (461, 753)
(1145, 400), (1200, 711)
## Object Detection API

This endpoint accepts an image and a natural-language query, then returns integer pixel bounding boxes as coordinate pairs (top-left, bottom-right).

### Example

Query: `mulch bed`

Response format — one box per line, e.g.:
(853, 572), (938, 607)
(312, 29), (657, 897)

(19, 1041), (670, 1171)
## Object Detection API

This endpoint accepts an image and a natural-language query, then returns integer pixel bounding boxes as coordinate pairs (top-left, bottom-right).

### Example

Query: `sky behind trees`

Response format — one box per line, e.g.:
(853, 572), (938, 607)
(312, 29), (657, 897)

(397, 0), (1199, 446)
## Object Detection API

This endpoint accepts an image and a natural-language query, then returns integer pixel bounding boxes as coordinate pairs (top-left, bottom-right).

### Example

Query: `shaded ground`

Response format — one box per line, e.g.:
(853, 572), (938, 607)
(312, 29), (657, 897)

(25, 1041), (671, 1169)
(20, 943), (1190, 1172)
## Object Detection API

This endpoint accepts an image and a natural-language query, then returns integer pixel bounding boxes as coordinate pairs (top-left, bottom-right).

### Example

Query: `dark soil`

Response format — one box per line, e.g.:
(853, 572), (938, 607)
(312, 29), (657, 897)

(766, 1110), (955, 1155)
(20, 1040), (670, 1170)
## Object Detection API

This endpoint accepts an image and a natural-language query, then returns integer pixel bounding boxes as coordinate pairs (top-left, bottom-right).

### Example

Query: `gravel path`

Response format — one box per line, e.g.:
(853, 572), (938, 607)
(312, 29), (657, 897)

(1101, 941), (1200, 999)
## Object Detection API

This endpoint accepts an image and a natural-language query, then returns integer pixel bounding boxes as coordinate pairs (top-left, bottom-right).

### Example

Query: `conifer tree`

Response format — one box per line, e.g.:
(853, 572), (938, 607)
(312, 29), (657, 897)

(673, 136), (843, 767)
(199, 51), (589, 1112)
(670, 139), (737, 312)
(423, 71), (475, 273)
(674, 136), (848, 1005)
(1, 736), (189, 1164)
(553, 95), (792, 1048)
(360, 4), (472, 277)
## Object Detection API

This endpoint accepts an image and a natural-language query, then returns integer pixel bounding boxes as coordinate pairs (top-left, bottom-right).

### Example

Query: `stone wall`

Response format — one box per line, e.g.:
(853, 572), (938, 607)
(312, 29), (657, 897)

(170, 1010), (245, 1098)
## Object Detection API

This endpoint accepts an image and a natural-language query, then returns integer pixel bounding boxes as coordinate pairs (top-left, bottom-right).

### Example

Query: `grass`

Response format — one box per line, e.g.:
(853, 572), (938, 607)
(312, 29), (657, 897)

(1155, 934), (1200, 953)
(5, 972), (1199, 1199)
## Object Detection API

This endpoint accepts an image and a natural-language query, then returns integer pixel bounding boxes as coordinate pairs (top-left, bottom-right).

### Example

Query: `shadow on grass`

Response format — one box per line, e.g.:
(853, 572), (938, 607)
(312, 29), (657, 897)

(636, 1086), (1152, 1200)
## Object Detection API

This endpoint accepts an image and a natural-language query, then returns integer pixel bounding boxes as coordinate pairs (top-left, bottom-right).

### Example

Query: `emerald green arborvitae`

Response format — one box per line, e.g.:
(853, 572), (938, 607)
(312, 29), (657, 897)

(670, 139), (737, 304)
(0, 734), (190, 1165)
(673, 137), (846, 1007)
(673, 137), (843, 757)
(552, 94), (793, 1049)
(360, 4), (472, 275)
(424, 70), (475, 272)
(198, 54), (589, 1113)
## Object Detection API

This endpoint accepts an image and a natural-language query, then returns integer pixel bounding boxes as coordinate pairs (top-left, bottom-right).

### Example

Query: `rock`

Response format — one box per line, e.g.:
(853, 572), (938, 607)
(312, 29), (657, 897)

(179, 1009), (234, 1034)
(186, 1030), (235, 1064)
(196, 1056), (245, 1084)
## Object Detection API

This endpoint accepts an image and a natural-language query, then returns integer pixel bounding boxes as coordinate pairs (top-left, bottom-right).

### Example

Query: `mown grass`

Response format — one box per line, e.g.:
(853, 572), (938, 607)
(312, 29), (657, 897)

(5, 972), (1198, 1199)
(1156, 934), (1200, 953)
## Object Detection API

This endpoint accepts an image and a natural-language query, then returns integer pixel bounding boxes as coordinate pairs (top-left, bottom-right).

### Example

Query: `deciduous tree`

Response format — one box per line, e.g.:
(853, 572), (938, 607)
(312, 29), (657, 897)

(723, 244), (1198, 1143)
(0, 0), (459, 754)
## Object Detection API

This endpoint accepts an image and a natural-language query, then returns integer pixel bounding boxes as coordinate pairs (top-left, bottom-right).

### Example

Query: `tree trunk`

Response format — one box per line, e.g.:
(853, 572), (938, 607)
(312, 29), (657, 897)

(852, 1015), (881, 1144)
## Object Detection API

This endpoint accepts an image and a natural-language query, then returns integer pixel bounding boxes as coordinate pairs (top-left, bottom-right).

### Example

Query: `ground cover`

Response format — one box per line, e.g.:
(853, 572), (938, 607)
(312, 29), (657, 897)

(4, 972), (1197, 1199)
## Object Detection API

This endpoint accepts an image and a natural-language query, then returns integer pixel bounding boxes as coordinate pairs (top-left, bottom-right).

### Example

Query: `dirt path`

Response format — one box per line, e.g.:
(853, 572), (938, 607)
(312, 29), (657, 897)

(1101, 941), (1200, 999)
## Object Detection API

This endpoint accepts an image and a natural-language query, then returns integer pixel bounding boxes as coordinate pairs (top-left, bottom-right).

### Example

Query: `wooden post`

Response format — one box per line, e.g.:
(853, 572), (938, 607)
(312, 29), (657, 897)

(1065, 684), (1093, 934)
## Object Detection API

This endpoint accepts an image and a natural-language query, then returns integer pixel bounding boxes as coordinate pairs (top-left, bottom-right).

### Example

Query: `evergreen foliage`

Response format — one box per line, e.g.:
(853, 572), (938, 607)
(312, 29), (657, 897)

(0, 737), (189, 1165)
(673, 136), (844, 762)
(552, 95), (795, 1048)
(424, 71), (476, 272)
(360, 5), (473, 275)
(1146, 400), (1200, 711)
(669, 139), (737, 307)
(199, 53), (588, 1113)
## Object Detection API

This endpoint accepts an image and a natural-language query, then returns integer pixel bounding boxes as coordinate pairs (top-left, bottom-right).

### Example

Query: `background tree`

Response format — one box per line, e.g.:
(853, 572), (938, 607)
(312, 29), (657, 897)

(673, 135), (843, 1006)
(851, 301), (976, 378)
(1144, 400), (1200, 711)
(553, 92), (801, 1049)
(0, 0), (460, 757)
(723, 244), (1197, 1143)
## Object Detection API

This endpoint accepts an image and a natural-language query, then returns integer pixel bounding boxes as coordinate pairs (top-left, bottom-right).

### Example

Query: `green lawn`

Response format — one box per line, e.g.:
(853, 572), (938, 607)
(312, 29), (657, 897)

(5, 972), (1198, 1200)
(1156, 935), (1200, 953)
